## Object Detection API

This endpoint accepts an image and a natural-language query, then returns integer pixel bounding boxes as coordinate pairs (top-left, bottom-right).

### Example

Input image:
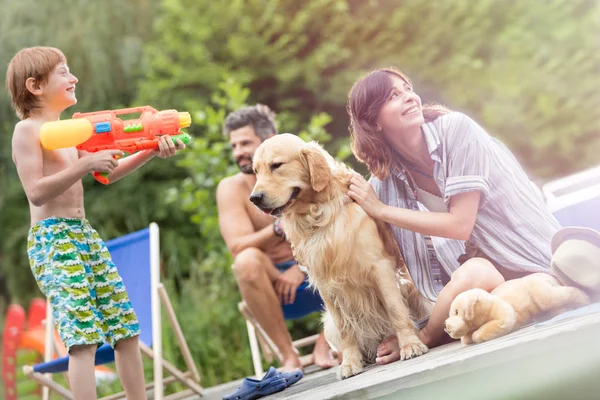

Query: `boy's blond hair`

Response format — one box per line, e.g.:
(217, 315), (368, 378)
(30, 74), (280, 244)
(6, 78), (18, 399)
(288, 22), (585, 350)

(5, 46), (67, 120)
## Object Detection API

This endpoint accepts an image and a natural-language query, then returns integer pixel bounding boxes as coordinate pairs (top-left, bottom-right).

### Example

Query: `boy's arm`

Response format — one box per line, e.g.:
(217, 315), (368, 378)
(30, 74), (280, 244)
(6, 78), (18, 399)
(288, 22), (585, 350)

(100, 137), (186, 184)
(92, 150), (155, 184)
(12, 122), (92, 206)
(216, 178), (283, 258)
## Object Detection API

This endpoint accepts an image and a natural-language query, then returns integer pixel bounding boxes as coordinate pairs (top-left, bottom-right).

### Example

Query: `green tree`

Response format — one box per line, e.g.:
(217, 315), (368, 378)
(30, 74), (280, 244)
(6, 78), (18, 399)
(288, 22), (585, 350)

(140, 0), (600, 179)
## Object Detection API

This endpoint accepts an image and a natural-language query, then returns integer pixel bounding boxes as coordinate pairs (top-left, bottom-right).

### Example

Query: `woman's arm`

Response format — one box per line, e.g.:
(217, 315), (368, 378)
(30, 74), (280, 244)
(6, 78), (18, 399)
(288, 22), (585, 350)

(348, 173), (480, 241)
(349, 113), (496, 241)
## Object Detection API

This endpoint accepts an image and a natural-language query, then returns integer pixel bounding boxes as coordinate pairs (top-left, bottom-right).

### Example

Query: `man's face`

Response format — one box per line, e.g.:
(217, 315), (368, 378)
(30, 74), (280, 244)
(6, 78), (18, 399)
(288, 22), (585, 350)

(229, 125), (263, 174)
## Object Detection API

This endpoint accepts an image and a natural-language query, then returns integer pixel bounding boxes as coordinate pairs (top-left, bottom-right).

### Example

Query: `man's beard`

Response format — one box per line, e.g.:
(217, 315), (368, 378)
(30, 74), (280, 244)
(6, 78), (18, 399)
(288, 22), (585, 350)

(236, 156), (254, 174)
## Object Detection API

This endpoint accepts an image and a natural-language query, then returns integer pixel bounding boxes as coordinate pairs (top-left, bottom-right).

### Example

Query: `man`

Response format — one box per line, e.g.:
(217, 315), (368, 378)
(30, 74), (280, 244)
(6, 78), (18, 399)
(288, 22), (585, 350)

(216, 104), (337, 371)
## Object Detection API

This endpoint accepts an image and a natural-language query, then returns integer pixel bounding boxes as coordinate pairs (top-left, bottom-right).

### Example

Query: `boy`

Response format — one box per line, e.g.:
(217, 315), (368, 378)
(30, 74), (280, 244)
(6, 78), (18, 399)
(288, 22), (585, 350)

(7, 46), (185, 400)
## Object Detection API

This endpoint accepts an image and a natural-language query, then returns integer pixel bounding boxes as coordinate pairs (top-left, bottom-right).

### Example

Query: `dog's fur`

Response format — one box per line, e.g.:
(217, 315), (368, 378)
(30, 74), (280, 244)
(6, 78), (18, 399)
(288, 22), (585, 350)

(444, 273), (590, 344)
(250, 134), (432, 379)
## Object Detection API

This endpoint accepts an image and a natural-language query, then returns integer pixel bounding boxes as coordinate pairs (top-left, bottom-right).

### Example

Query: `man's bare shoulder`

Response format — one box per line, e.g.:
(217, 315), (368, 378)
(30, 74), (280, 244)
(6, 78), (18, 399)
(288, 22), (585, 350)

(217, 173), (251, 198)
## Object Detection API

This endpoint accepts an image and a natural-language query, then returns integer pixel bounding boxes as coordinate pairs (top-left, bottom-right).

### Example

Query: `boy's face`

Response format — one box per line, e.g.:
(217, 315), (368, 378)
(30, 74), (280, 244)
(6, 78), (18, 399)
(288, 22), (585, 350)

(41, 63), (78, 109)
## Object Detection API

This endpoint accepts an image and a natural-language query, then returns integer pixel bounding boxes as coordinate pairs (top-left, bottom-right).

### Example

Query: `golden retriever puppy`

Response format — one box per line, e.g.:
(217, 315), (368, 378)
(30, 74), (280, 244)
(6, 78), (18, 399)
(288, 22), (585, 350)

(250, 134), (432, 379)
(444, 273), (590, 344)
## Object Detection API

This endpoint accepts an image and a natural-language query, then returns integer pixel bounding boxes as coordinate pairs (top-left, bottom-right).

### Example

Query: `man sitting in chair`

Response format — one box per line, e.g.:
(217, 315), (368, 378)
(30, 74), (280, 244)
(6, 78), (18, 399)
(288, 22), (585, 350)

(217, 104), (338, 372)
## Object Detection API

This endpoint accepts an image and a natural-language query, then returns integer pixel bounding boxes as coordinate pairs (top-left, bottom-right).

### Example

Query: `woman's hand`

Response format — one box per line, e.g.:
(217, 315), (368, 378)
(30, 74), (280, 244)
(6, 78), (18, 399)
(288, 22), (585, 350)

(348, 173), (386, 219)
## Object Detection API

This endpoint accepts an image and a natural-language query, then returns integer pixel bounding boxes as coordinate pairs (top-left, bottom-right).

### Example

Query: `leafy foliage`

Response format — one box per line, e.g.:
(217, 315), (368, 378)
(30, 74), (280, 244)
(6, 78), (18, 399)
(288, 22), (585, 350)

(140, 0), (600, 179)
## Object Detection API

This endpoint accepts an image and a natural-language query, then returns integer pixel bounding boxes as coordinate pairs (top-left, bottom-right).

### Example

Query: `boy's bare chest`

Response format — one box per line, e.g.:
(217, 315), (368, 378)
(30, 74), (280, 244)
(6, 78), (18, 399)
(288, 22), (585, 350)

(43, 148), (78, 173)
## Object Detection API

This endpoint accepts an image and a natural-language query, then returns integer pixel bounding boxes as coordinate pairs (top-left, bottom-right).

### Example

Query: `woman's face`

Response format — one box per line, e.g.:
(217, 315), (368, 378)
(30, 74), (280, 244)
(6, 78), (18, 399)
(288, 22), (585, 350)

(375, 75), (424, 139)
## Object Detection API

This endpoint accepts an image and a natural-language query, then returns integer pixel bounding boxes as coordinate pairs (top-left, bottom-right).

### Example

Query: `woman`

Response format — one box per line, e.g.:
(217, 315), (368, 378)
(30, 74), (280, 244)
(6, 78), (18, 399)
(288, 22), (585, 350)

(346, 67), (562, 364)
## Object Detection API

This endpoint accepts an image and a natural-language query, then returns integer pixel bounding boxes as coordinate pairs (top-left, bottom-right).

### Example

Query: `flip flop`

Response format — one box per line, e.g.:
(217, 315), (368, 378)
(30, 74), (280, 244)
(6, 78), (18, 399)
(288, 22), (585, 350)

(222, 367), (287, 400)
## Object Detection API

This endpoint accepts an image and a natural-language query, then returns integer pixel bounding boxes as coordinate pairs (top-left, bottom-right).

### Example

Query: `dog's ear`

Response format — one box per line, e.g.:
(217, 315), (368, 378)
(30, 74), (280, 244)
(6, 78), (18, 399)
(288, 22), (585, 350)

(464, 295), (480, 321)
(301, 145), (331, 192)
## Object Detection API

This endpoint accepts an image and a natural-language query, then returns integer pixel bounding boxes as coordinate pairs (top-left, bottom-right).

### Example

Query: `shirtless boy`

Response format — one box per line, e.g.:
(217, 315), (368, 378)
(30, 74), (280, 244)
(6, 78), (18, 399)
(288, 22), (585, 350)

(217, 104), (338, 371)
(7, 46), (185, 400)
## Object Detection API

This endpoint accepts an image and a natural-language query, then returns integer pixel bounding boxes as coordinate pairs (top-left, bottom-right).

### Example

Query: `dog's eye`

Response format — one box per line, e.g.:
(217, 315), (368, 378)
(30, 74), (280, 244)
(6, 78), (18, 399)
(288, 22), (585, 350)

(455, 309), (459, 315)
(270, 162), (283, 171)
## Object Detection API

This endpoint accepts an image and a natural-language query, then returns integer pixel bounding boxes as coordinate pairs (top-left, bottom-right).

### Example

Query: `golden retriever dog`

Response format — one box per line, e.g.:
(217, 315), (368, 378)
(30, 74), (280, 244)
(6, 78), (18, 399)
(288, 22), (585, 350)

(250, 134), (432, 379)
(444, 273), (590, 345)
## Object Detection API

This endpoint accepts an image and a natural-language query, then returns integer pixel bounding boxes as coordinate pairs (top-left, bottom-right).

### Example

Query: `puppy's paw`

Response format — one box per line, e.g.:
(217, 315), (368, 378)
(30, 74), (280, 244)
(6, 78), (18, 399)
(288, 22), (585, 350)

(337, 357), (363, 379)
(399, 339), (428, 360)
(461, 333), (473, 345)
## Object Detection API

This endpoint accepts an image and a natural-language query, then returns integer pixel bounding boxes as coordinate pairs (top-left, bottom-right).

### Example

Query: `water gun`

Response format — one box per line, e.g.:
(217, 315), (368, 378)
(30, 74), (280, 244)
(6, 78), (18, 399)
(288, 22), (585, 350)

(40, 106), (192, 184)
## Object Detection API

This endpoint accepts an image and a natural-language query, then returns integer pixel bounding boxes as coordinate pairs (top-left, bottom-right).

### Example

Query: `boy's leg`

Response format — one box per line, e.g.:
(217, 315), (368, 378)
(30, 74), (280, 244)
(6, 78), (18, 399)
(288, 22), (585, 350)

(114, 336), (146, 400)
(68, 345), (98, 400)
(27, 219), (106, 399)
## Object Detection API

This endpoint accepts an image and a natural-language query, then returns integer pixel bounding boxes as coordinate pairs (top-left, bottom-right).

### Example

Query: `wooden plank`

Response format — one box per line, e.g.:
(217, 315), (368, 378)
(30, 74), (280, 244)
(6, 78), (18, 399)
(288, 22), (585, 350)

(192, 304), (600, 400)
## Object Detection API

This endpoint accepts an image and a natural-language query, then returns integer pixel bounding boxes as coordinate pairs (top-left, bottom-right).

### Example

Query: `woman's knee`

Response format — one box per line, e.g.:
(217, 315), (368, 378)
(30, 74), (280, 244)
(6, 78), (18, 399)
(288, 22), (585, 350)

(233, 247), (268, 283)
(450, 257), (505, 292)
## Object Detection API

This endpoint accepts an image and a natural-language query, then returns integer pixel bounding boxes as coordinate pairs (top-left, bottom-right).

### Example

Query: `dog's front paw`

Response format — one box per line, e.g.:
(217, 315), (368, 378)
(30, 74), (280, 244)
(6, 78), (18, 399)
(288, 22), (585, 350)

(399, 338), (428, 360)
(337, 357), (363, 379)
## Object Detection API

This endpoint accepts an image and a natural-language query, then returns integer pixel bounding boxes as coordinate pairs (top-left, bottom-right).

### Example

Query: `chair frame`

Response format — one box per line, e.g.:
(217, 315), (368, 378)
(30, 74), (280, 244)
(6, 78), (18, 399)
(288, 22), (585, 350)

(237, 301), (320, 378)
(25, 223), (203, 400)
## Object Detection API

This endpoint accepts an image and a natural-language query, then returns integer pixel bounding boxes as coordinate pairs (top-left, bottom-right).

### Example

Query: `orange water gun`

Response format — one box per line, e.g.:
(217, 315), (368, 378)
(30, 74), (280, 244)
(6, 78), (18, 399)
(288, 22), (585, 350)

(40, 106), (192, 184)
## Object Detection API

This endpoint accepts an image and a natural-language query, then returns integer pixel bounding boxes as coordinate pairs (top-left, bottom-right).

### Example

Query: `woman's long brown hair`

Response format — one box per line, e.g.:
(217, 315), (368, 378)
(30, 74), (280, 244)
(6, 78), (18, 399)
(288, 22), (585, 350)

(347, 67), (449, 180)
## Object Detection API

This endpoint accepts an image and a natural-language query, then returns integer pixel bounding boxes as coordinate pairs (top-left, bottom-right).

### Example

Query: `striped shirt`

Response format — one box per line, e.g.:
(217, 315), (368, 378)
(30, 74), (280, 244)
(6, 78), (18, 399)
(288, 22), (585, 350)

(370, 112), (562, 301)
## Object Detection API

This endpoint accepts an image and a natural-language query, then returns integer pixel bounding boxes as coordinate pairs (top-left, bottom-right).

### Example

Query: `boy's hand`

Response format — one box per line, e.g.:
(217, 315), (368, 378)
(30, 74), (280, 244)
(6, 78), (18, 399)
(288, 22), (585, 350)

(83, 150), (123, 173)
(155, 136), (186, 159)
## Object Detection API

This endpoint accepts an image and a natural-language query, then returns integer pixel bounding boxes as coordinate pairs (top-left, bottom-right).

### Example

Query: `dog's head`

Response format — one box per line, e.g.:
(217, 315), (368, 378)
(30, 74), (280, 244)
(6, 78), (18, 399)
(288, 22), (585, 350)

(444, 288), (492, 339)
(250, 133), (332, 216)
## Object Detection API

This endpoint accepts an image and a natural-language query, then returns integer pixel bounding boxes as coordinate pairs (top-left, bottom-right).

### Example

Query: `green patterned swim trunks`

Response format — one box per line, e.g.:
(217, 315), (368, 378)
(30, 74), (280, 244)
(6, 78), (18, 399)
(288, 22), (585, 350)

(27, 217), (140, 351)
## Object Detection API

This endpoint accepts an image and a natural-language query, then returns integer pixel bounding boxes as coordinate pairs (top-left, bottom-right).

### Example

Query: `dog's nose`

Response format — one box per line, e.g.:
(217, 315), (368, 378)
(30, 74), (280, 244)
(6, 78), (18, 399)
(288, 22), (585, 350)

(249, 192), (264, 207)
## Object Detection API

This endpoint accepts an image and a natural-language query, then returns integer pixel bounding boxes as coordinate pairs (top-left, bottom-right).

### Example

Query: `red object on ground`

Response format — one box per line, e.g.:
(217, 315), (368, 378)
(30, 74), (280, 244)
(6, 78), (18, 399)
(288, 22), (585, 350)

(2, 304), (26, 400)
(2, 298), (115, 400)
(27, 298), (47, 330)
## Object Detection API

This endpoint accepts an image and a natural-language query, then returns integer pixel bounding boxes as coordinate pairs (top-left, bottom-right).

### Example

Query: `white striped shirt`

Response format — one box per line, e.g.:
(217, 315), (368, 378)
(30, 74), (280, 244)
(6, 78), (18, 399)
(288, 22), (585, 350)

(370, 112), (562, 301)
